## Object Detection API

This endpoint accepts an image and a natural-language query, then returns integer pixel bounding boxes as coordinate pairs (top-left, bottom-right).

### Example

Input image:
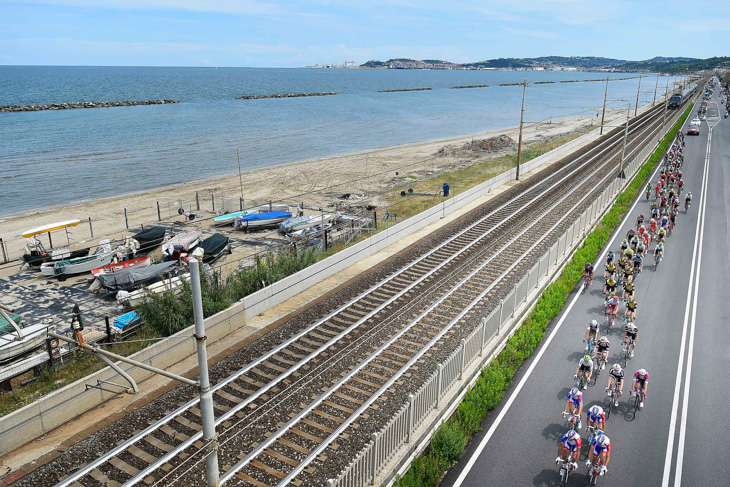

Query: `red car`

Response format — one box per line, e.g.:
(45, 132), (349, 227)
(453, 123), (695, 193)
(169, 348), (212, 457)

(687, 124), (700, 135)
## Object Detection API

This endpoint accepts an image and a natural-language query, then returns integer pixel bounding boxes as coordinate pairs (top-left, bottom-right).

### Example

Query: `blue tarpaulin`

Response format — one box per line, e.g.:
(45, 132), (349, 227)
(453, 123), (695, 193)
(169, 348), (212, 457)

(113, 311), (139, 330)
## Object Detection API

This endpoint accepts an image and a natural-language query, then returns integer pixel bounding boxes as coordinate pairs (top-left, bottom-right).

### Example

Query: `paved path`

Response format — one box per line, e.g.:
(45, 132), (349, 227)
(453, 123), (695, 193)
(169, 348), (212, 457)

(442, 83), (727, 487)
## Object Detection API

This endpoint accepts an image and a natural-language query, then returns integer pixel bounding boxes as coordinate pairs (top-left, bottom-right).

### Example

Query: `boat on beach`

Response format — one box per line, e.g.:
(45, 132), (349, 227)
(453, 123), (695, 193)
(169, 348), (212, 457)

(213, 204), (291, 226)
(198, 233), (231, 263)
(20, 219), (89, 269)
(279, 213), (333, 234)
(133, 226), (166, 253)
(91, 255), (151, 276)
(40, 240), (115, 279)
(165, 230), (202, 251)
(0, 307), (55, 363)
(234, 211), (292, 231)
(90, 260), (177, 294)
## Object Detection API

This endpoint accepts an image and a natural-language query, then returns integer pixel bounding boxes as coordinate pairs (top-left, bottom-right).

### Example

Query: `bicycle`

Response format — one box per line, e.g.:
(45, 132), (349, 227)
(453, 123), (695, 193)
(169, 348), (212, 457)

(605, 385), (620, 418)
(654, 252), (663, 270)
(685, 200), (691, 213)
(623, 339), (635, 367)
(593, 354), (606, 383)
(585, 337), (597, 356)
(605, 304), (617, 328)
(563, 409), (581, 430)
(588, 459), (605, 486)
(557, 457), (576, 486)
(583, 272), (592, 293)
(586, 425), (602, 449)
(632, 389), (646, 417)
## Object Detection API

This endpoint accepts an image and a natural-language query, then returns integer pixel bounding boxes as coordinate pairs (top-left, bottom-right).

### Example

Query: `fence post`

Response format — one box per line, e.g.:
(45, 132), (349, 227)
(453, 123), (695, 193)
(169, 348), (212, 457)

(88, 217), (94, 239)
(211, 194), (215, 212)
(195, 191), (199, 211)
(435, 364), (443, 408)
(105, 316), (112, 342)
(370, 433), (379, 485)
(0, 238), (7, 264)
(124, 208), (129, 229)
(480, 317), (487, 355)
(498, 299), (504, 333)
(406, 394), (415, 443)
(459, 338), (466, 380)
(512, 282), (518, 317)
(157, 201), (161, 221)
(240, 198), (243, 211)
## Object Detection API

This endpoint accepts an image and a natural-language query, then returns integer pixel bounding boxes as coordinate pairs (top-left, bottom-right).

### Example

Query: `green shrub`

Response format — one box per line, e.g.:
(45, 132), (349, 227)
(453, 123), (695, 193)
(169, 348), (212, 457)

(431, 422), (467, 464)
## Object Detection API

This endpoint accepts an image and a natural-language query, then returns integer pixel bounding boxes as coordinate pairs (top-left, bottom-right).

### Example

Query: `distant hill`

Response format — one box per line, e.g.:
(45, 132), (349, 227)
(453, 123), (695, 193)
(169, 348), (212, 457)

(359, 55), (730, 73)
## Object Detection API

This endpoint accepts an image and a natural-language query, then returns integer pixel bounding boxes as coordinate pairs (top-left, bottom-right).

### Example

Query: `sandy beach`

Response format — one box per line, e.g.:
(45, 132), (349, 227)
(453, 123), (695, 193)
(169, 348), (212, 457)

(0, 109), (622, 261)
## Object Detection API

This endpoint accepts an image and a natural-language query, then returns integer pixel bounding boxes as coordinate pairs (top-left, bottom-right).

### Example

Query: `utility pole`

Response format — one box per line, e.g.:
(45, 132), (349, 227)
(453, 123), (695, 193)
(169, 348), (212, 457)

(236, 149), (244, 203)
(190, 258), (220, 487)
(634, 75), (642, 116)
(659, 76), (670, 143)
(600, 76), (609, 135)
(653, 75), (659, 106)
(515, 77), (527, 181)
(618, 104), (630, 182)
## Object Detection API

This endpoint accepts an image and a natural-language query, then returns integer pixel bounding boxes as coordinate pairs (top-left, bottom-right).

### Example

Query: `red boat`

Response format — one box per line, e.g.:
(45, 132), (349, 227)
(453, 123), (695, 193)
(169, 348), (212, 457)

(91, 256), (151, 276)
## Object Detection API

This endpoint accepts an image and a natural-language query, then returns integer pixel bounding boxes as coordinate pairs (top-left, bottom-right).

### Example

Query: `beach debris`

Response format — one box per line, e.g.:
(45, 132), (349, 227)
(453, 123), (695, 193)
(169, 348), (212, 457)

(236, 92), (338, 100)
(0, 100), (180, 112)
(435, 135), (514, 158)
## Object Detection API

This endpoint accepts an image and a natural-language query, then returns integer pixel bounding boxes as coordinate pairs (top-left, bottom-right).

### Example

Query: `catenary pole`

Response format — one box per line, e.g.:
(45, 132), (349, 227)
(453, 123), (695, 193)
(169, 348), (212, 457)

(190, 258), (220, 487)
(635, 75), (642, 116)
(516, 77), (527, 181)
(618, 103), (630, 180)
(600, 76), (609, 135)
(653, 75), (659, 106)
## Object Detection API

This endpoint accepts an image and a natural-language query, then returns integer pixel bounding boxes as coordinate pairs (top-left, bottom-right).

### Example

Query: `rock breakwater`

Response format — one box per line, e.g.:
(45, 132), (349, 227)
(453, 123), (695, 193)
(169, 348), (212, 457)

(236, 92), (338, 100)
(0, 99), (180, 112)
(377, 88), (433, 93)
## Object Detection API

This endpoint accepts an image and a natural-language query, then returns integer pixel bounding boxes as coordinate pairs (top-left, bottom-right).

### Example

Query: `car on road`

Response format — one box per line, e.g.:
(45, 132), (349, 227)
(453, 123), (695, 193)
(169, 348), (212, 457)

(687, 119), (701, 135)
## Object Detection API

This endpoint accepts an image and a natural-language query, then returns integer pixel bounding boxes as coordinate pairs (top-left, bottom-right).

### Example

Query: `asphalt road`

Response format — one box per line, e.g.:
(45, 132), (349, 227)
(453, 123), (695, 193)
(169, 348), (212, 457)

(441, 83), (727, 487)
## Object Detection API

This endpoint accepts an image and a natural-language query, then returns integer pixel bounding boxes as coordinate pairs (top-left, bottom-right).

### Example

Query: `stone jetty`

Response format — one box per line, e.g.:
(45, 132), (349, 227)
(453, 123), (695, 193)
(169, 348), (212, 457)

(450, 84), (489, 89)
(236, 92), (338, 100)
(377, 88), (433, 93)
(0, 99), (180, 112)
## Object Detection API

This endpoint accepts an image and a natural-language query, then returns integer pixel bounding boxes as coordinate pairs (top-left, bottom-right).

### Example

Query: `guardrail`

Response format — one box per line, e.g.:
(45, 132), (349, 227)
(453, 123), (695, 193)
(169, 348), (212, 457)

(328, 97), (692, 487)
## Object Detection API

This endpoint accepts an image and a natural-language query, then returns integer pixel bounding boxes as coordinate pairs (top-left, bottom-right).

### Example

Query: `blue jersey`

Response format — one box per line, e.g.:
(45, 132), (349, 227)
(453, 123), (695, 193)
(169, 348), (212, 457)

(567, 390), (583, 408)
(561, 433), (582, 451)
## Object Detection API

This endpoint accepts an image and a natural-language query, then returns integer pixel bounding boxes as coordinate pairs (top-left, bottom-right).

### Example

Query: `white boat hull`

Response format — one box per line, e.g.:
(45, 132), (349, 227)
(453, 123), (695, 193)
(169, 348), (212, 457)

(41, 252), (116, 277)
(0, 324), (53, 363)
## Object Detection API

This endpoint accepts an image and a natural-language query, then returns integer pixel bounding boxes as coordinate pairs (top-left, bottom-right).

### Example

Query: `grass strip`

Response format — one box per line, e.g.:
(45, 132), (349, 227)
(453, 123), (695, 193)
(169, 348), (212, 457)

(394, 104), (693, 487)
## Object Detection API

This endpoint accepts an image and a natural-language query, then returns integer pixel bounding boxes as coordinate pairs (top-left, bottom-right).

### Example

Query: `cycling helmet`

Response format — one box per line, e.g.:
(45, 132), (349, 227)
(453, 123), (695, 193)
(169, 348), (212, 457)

(650, 218), (656, 223)
(640, 213), (645, 218)
(630, 228), (635, 232)
(589, 405), (602, 415)
(591, 319), (599, 327)
(612, 363), (622, 373)
(583, 354), (592, 363)
(688, 192), (692, 195)
(599, 336), (608, 344)
(565, 429), (579, 440)
(637, 368), (647, 376)
(627, 322), (637, 332)
(640, 224), (646, 230)
(586, 261), (592, 266)
(595, 435), (608, 447)
(622, 239), (628, 243)
(570, 387), (580, 396)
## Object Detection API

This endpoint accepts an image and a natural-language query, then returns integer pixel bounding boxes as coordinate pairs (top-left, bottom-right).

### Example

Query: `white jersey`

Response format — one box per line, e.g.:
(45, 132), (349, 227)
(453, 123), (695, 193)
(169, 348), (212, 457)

(579, 358), (594, 369)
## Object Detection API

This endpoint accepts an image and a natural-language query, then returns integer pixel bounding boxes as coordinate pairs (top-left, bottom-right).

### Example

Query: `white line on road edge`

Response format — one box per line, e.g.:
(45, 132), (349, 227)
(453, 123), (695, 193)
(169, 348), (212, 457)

(671, 111), (715, 487)
(451, 117), (677, 487)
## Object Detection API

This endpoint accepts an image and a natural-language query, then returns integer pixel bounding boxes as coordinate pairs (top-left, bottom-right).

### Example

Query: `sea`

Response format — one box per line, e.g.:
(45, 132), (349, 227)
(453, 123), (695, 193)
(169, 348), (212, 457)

(0, 66), (682, 218)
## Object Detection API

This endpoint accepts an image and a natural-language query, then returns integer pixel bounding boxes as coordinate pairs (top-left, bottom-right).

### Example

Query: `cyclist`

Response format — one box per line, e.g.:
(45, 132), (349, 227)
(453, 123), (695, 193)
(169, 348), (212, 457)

(660, 213), (669, 229)
(574, 355), (594, 391)
(672, 195), (680, 212)
(623, 246), (634, 260)
(583, 261), (594, 284)
(649, 217), (658, 238)
(655, 182), (662, 199)
(623, 322), (638, 358)
(625, 297), (637, 321)
(636, 239), (646, 258)
(632, 369), (650, 408)
(636, 213), (645, 228)
(586, 404), (606, 433)
(654, 242), (665, 263)
(585, 319), (601, 349)
(657, 227), (667, 243)
(587, 432), (612, 476)
(651, 204), (659, 221)
(637, 223), (647, 239)
(623, 261), (634, 283)
(669, 210), (677, 234)
(633, 253), (643, 273)
(685, 192), (692, 211)
(645, 183), (652, 199)
(605, 294), (620, 325)
(563, 386), (585, 426)
(604, 274), (618, 299)
(556, 429), (581, 470)
(622, 279), (635, 302)
(619, 238), (629, 254)
(630, 234), (640, 251)
(678, 178), (684, 194)
(604, 261), (617, 281)
(626, 227), (636, 241)
(595, 336), (610, 370)
(605, 250), (616, 266)
(606, 363), (624, 406)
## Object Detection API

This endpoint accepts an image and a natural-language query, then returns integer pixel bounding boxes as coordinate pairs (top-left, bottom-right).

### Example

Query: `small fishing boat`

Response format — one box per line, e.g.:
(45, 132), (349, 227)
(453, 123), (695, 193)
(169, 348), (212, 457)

(198, 234), (230, 263)
(213, 204), (290, 226)
(279, 214), (333, 234)
(0, 308), (55, 363)
(134, 226), (166, 253)
(234, 211), (292, 231)
(116, 273), (188, 307)
(20, 219), (88, 269)
(40, 240), (115, 279)
(91, 256), (151, 276)
(166, 230), (202, 251)
(90, 261), (177, 294)
(288, 223), (332, 241)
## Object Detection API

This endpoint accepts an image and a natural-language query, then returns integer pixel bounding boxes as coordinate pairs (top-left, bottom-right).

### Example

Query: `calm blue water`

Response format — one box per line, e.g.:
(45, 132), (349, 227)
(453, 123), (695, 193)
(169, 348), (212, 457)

(0, 67), (679, 217)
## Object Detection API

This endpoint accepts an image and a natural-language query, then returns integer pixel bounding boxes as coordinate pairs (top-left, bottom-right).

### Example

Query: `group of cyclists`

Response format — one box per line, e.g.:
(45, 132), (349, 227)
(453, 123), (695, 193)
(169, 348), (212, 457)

(556, 132), (692, 483)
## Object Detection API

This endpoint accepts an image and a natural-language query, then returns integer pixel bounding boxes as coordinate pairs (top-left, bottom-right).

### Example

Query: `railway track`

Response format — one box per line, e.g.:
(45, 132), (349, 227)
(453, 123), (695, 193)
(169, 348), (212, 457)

(42, 100), (682, 487)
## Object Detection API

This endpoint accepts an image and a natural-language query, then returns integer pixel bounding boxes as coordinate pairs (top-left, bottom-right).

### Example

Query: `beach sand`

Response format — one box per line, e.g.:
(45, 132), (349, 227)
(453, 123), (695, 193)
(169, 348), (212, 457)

(0, 109), (622, 261)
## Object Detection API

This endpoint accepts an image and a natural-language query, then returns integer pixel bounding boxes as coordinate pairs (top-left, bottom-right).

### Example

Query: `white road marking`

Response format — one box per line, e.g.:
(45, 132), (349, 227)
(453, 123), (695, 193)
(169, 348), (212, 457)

(451, 115), (678, 487)
(672, 100), (716, 487)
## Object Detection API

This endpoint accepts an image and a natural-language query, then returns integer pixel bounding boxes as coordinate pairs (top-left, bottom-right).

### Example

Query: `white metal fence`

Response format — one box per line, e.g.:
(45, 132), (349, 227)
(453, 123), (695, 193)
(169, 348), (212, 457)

(328, 103), (687, 487)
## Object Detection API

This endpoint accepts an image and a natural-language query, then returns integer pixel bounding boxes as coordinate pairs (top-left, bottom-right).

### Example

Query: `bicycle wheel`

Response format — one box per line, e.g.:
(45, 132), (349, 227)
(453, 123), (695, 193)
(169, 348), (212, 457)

(589, 466), (598, 486)
(560, 463), (569, 486)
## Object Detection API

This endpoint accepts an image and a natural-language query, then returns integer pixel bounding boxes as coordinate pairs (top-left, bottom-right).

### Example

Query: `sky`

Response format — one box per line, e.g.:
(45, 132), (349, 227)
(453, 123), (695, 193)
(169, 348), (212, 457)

(1, 0), (728, 67)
